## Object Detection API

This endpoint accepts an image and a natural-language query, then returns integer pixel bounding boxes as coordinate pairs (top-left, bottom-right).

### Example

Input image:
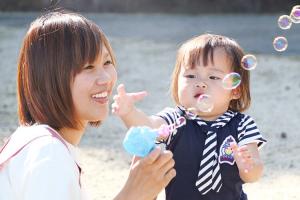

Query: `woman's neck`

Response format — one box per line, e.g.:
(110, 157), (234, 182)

(59, 126), (85, 145)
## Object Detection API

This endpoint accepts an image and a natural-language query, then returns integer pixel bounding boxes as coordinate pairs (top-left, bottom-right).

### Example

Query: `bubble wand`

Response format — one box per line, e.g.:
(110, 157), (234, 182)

(123, 117), (186, 157)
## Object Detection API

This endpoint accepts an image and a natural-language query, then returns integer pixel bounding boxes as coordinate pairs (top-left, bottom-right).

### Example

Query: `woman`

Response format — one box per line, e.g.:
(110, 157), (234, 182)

(0, 11), (175, 200)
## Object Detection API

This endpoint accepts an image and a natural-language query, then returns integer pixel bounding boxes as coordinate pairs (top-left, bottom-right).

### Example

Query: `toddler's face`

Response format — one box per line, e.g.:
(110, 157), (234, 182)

(177, 48), (239, 121)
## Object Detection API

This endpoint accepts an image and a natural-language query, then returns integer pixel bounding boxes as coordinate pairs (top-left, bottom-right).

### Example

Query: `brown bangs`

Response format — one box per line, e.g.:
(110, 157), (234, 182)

(185, 34), (242, 70)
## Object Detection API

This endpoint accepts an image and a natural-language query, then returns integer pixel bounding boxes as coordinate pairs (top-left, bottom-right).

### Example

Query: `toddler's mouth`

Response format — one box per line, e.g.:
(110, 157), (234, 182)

(194, 93), (203, 98)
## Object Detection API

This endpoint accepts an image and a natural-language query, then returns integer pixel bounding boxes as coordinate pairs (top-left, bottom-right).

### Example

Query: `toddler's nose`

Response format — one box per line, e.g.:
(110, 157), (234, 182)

(195, 82), (207, 89)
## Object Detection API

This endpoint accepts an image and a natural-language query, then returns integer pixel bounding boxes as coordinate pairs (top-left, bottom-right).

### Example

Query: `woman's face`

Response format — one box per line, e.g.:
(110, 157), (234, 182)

(71, 46), (117, 126)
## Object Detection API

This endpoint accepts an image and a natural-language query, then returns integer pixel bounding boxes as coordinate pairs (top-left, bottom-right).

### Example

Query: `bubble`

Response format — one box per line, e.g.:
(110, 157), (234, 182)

(278, 15), (292, 29)
(273, 36), (288, 52)
(241, 54), (257, 70)
(196, 94), (214, 113)
(290, 5), (300, 23)
(222, 72), (242, 90)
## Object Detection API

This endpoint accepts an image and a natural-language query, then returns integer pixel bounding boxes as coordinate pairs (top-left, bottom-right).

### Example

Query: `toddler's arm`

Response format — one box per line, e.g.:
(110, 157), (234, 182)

(112, 84), (166, 129)
(231, 143), (264, 183)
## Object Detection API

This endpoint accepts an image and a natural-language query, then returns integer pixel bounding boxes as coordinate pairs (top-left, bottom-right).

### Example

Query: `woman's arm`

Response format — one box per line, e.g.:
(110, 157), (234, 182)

(113, 146), (176, 200)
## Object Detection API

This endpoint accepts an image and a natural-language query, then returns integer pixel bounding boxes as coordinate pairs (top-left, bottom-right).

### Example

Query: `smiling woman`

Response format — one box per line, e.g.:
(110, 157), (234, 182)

(71, 46), (117, 133)
(0, 10), (176, 200)
(17, 11), (116, 132)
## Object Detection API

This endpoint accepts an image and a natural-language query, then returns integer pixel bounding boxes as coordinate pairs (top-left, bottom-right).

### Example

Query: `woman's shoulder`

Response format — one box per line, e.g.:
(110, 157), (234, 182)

(1, 125), (74, 169)
(0, 125), (81, 199)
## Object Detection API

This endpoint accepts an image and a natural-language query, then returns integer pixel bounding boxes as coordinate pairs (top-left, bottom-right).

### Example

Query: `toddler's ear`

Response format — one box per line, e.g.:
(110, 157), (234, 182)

(231, 87), (241, 99)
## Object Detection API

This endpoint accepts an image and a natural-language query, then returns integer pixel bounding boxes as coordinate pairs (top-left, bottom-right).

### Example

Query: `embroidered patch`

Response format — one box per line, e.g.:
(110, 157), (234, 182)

(219, 135), (236, 165)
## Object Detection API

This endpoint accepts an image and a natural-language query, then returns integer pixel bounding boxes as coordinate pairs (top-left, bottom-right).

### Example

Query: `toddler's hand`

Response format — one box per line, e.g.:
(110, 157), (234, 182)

(111, 84), (147, 116)
(230, 143), (255, 173)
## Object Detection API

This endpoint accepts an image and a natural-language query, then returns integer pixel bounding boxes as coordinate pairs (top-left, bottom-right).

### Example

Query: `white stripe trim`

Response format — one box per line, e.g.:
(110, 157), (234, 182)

(212, 162), (220, 178)
(197, 169), (213, 184)
(238, 117), (252, 131)
(200, 150), (215, 165)
(202, 141), (217, 156)
(245, 128), (259, 135)
(197, 177), (213, 191)
(204, 133), (216, 145)
(212, 122), (226, 127)
(212, 175), (222, 189)
(198, 159), (214, 176)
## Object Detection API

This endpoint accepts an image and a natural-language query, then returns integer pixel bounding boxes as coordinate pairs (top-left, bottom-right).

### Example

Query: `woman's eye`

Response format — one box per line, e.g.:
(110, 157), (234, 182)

(185, 74), (196, 78)
(209, 76), (221, 80)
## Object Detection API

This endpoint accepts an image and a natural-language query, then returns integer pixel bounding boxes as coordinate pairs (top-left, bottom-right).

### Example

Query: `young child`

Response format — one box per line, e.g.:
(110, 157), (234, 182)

(0, 11), (175, 200)
(112, 33), (266, 200)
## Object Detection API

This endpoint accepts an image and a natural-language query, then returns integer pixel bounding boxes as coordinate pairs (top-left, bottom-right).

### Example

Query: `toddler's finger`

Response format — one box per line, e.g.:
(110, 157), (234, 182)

(230, 142), (238, 152)
(237, 145), (248, 152)
(130, 91), (148, 103)
(113, 95), (119, 101)
(117, 84), (126, 97)
(111, 103), (119, 114)
(241, 152), (251, 159)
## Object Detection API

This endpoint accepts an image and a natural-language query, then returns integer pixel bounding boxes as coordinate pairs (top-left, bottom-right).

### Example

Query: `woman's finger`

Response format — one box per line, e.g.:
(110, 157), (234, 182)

(140, 146), (161, 165)
(158, 157), (175, 177)
(163, 168), (176, 186)
(151, 150), (173, 171)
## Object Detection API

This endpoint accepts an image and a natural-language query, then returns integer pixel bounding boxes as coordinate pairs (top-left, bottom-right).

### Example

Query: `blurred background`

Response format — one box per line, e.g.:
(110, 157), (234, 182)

(1, 1), (300, 200)
(0, 0), (299, 13)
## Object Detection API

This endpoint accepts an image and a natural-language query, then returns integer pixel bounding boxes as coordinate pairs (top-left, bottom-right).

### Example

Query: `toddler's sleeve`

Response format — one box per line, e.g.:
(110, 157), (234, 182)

(155, 107), (181, 145)
(237, 114), (267, 149)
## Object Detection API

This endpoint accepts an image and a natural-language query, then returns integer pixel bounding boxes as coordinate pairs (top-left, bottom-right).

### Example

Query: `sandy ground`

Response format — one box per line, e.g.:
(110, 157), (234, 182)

(1, 12), (300, 200)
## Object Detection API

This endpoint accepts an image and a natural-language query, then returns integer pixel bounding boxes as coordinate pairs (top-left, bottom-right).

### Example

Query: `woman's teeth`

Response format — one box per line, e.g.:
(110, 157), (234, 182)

(92, 91), (108, 98)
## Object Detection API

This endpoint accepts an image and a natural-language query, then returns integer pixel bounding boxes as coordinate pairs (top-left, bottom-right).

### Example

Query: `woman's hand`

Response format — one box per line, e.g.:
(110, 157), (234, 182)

(114, 146), (176, 200)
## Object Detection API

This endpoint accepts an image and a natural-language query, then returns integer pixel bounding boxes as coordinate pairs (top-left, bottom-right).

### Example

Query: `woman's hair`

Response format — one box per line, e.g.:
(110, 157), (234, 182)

(17, 11), (116, 130)
(171, 33), (250, 112)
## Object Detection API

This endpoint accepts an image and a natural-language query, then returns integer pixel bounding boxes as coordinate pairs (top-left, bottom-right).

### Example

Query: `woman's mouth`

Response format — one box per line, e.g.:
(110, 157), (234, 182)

(92, 91), (109, 104)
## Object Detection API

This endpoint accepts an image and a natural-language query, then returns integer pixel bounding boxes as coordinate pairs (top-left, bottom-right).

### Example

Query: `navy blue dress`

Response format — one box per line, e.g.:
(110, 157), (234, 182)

(157, 107), (266, 200)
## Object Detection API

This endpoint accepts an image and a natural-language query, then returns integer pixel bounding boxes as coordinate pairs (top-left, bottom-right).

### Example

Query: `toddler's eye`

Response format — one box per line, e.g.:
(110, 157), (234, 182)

(185, 74), (196, 78)
(83, 65), (94, 70)
(209, 76), (221, 80)
(104, 60), (113, 65)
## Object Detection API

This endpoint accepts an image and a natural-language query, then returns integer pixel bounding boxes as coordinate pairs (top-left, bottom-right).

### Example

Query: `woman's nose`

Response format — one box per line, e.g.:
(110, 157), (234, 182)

(96, 69), (112, 85)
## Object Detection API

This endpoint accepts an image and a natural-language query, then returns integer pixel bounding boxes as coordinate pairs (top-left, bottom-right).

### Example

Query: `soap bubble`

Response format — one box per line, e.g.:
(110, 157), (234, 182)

(278, 15), (292, 29)
(241, 54), (257, 70)
(222, 72), (242, 90)
(273, 36), (288, 52)
(196, 94), (214, 113)
(290, 5), (300, 23)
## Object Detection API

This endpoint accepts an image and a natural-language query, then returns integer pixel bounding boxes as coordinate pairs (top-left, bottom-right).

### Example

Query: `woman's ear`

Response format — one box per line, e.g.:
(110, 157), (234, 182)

(231, 87), (241, 99)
